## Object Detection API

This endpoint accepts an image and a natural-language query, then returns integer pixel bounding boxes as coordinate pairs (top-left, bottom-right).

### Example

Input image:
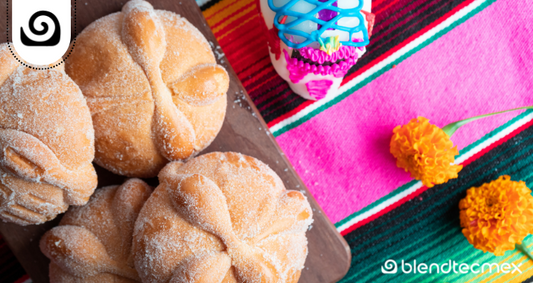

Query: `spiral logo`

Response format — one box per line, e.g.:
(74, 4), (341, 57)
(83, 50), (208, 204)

(11, 0), (72, 66)
(381, 259), (398, 274)
(20, 11), (61, 46)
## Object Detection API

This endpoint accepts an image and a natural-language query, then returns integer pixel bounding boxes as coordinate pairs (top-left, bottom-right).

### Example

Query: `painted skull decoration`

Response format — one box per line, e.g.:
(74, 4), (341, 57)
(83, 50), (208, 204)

(259, 0), (373, 100)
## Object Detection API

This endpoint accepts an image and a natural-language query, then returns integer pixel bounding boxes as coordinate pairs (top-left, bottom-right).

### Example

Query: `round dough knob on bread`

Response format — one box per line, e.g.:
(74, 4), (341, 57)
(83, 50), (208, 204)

(66, 0), (229, 178)
(133, 152), (313, 283)
(40, 179), (152, 282)
(0, 43), (98, 225)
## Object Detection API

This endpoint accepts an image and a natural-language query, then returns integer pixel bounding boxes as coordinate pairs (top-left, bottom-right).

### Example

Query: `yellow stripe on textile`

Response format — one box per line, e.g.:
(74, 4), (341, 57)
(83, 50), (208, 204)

(207, 0), (254, 28)
(203, 0), (240, 21)
(217, 13), (260, 40)
(211, 4), (257, 34)
(463, 242), (533, 283)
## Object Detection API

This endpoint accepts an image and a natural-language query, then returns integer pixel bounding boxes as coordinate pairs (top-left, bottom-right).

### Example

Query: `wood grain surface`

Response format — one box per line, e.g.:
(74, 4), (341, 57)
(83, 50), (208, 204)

(0, 0), (351, 282)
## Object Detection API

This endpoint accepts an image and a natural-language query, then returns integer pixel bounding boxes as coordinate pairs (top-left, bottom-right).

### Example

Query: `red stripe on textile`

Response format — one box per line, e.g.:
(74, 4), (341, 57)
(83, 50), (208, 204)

(225, 45), (267, 74)
(342, 0), (476, 85)
(225, 37), (266, 69)
(374, 0), (402, 15)
(261, 94), (304, 119)
(220, 26), (265, 61)
(267, 99), (315, 128)
(242, 66), (274, 89)
(204, 0), (243, 21)
(13, 275), (29, 283)
(373, 0), (395, 10)
(237, 55), (270, 80)
(460, 118), (533, 167)
(370, 0), (438, 43)
(343, 1), (457, 86)
(212, 9), (258, 39)
(217, 14), (263, 49)
(210, 1), (255, 31)
(241, 60), (275, 84)
(364, 0), (453, 63)
(248, 77), (277, 96)
(267, 0), (475, 128)
(240, 58), (273, 85)
(232, 48), (269, 76)
(340, 184), (428, 236)
(245, 69), (277, 91)
(216, 34), (260, 63)
(252, 82), (291, 106)
(340, 117), (533, 235)
(374, 0), (434, 32)
(223, 35), (267, 66)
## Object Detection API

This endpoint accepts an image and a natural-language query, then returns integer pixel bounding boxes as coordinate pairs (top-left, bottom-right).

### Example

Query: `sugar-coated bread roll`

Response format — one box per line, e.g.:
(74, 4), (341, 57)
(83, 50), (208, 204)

(133, 152), (313, 283)
(0, 43), (97, 225)
(40, 179), (152, 282)
(66, 0), (229, 178)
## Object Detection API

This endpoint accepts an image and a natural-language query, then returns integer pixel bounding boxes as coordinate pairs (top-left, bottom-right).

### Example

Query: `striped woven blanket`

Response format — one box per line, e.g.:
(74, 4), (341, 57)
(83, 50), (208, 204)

(343, 112), (533, 282)
(202, 0), (533, 281)
(3, 0), (533, 282)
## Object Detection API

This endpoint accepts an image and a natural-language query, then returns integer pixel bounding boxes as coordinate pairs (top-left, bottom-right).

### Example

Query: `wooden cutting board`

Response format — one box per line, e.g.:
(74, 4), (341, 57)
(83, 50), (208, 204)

(0, 0), (351, 282)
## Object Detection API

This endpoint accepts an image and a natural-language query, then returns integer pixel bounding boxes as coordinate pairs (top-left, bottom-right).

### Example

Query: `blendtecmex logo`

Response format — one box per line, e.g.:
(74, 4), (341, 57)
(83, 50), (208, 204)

(381, 259), (522, 275)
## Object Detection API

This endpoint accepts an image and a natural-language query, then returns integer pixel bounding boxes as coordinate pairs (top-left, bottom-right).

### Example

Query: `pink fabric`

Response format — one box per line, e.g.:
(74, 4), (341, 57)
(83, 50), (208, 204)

(276, 0), (533, 224)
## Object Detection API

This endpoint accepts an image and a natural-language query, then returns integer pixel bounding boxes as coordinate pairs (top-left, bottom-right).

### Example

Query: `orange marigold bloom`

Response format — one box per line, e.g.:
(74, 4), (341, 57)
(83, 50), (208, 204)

(459, 176), (533, 256)
(390, 117), (462, 187)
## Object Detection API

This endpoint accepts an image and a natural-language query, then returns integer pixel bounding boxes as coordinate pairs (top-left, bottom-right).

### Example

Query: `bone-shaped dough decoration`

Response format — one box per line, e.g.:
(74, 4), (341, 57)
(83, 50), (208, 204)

(66, 0), (230, 178)
(133, 152), (313, 283)
(40, 179), (152, 282)
(0, 43), (97, 225)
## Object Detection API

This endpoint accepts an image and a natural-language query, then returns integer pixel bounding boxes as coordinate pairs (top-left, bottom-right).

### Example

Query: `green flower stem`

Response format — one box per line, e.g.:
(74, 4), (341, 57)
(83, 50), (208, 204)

(442, 106), (533, 137)
(516, 242), (533, 261)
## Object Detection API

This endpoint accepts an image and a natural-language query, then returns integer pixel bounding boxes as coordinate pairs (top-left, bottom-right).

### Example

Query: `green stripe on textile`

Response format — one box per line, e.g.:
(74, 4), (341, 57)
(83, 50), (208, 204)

(348, 222), (458, 282)
(335, 109), (533, 230)
(272, 0), (498, 138)
(348, 136), (533, 249)
(341, 126), (533, 282)
(334, 180), (419, 228)
(457, 110), (533, 157)
(344, 180), (533, 282)
(351, 144), (533, 278)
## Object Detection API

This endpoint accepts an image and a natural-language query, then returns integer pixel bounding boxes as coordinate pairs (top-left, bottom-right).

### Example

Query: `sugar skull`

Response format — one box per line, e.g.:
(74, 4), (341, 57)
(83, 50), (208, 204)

(259, 0), (373, 100)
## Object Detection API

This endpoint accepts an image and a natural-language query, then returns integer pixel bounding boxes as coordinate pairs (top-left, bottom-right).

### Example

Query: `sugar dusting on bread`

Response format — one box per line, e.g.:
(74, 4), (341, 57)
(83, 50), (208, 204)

(0, 44), (97, 225)
(133, 152), (312, 283)
(1, 66), (95, 169)
(41, 179), (152, 282)
(7, 0), (311, 280)
(66, 0), (229, 178)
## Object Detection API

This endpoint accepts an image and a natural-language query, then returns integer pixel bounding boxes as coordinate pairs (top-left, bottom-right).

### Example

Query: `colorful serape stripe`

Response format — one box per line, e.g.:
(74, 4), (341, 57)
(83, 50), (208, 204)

(269, 0), (497, 136)
(200, 0), (533, 282)
(337, 112), (533, 236)
(201, 0), (498, 136)
(273, 0), (533, 225)
(341, 110), (533, 282)
(201, 0), (533, 225)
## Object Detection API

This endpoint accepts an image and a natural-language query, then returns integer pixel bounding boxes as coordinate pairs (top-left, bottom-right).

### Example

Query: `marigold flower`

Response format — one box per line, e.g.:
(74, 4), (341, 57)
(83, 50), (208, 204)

(390, 117), (462, 187)
(459, 176), (533, 256)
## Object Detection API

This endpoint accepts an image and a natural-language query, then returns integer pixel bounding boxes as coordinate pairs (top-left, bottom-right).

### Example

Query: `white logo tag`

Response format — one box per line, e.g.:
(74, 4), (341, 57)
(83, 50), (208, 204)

(381, 259), (398, 274)
(12, 0), (71, 65)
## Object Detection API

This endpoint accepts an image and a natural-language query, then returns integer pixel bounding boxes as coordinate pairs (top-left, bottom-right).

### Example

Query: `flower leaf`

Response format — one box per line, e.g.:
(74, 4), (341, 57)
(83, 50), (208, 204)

(443, 106), (533, 137)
